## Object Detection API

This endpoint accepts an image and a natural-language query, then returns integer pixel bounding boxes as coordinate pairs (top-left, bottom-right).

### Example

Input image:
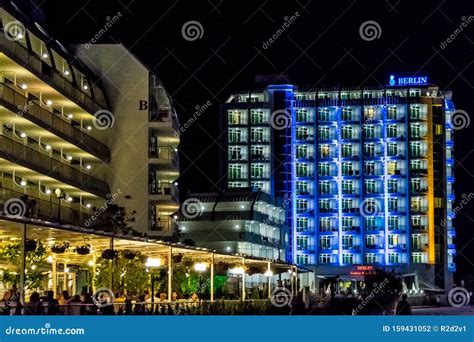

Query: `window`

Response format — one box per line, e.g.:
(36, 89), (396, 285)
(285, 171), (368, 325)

(251, 181), (264, 190)
(297, 163), (309, 177)
(411, 252), (423, 263)
(364, 125), (375, 139)
(318, 108), (330, 121)
(387, 161), (399, 175)
(250, 109), (266, 124)
(388, 179), (398, 193)
(388, 142), (398, 156)
(297, 127), (311, 140)
(296, 199), (308, 214)
(366, 235), (376, 247)
(229, 164), (242, 180)
(319, 181), (331, 195)
(342, 217), (353, 230)
(297, 181), (309, 195)
(319, 199), (331, 212)
(297, 236), (309, 250)
(229, 129), (243, 143)
(342, 236), (353, 248)
(251, 128), (265, 142)
(229, 147), (242, 160)
(319, 218), (332, 231)
(318, 163), (330, 176)
(387, 106), (397, 119)
(388, 198), (398, 212)
(342, 107), (353, 121)
(365, 217), (376, 231)
(364, 161), (375, 175)
(296, 145), (308, 159)
(410, 123), (421, 138)
(387, 124), (398, 138)
(342, 126), (353, 139)
(251, 164), (264, 178)
(342, 198), (353, 212)
(251, 146), (265, 160)
(412, 235), (422, 250)
(388, 234), (399, 247)
(228, 110), (245, 124)
(320, 236), (331, 249)
(388, 216), (399, 230)
(319, 254), (331, 264)
(342, 162), (355, 176)
(365, 253), (377, 264)
(341, 144), (353, 157)
(297, 218), (309, 232)
(411, 141), (423, 157)
(342, 180), (354, 194)
(297, 254), (309, 265)
(319, 144), (330, 158)
(364, 143), (375, 156)
(411, 178), (421, 193)
(318, 126), (330, 140)
(389, 253), (399, 263)
(365, 180), (377, 194)
(342, 253), (354, 264)
(297, 109), (310, 122)
(410, 105), (422, 119)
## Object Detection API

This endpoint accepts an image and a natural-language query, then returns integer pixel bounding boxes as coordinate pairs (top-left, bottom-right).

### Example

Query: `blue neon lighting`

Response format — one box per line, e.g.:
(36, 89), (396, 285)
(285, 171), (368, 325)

(389, 75), (428, 86)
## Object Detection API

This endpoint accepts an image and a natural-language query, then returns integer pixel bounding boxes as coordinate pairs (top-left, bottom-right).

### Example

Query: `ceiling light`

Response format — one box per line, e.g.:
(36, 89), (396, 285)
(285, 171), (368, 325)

(86, 126), (92, 131)
(45, 144), (51, 150)
(67, 113), (74, 119)
(45, 189), (52, 195)
(66, 155), (73, 161)
(64, 70), (70, 76)
(83, 85), (88, 90)
(46, 100), (52, 106)
(67, 197), (73, 202)
(20, 132), (26, 138)
(20, 179), (27, 186)
(86, 164), (91, 170)
(20, 84), (27, 90)
(42, 53), (48, 59)
(86, 203), (91, 208)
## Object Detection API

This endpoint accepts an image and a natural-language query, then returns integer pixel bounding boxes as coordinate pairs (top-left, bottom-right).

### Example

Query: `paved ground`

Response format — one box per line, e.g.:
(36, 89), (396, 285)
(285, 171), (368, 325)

(412, 305), (474, 315)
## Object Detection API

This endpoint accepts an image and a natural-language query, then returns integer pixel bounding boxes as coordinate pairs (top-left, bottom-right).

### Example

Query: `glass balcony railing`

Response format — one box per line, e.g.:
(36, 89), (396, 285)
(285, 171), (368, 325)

(0, 135), (109, 197)
(0, 34), (108, 115)
(0, 83), (110, 161)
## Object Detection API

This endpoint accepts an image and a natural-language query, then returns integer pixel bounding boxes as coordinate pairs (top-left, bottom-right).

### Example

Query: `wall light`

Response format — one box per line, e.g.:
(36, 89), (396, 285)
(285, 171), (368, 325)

(194, 263), (207, 272)
(145, 257), (162, 268)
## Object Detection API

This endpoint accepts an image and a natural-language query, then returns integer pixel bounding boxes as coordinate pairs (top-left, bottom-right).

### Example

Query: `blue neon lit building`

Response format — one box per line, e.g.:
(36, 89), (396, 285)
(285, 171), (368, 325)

(220, 77), (455, 290)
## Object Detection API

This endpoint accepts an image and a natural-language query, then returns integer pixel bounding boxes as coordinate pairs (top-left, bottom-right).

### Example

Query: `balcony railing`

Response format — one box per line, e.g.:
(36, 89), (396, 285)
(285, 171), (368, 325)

(0, 187), (90, 226)
(0, 83), (110, 161)
(0, 34), (108, 115)
(0, 135), (109, 197)
(149, 110), (179, 132)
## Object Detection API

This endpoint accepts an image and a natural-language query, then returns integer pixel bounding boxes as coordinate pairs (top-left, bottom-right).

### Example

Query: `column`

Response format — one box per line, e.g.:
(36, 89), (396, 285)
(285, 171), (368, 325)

(19, 223), (27, 304)
(267, 261), (271, 299)
(52, 255), (57, 296)
(210, 253), (215, 302)
(242, 258), (246, 300)
(168, 246), (172, 301)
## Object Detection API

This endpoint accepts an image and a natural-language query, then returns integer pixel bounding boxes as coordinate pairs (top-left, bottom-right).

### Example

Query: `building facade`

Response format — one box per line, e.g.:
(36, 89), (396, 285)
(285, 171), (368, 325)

(176, 188), (288, 261)
(221, 79), (455, 290)
(0, 3), (179, 237)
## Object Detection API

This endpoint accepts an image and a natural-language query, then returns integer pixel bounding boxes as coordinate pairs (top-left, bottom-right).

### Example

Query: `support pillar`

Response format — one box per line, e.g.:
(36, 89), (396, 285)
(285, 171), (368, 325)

(210, 253), (215, 302)
(19, 223), (27, 304)
(52, 256), (57, 296)
(109, 237), (114, 291)
(242, 258), (246, 301)
(267, 261), (271, 299)
(168, 246), (172, 301)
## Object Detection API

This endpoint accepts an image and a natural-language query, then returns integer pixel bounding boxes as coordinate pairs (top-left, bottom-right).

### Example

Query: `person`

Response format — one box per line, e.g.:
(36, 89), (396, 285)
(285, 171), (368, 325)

(43, 290), (59, 315)
(394, 294), (412, 315)
(171, 292), (178, 302)
(0, 291), (12, 315)
(59, 290), (71, 315)
(25, 292), (42, 315)
(80, 292), (95, 315)
(159, 293), (167, 303)
(68, 295), (82, 315)
(189, 293), (199, 303)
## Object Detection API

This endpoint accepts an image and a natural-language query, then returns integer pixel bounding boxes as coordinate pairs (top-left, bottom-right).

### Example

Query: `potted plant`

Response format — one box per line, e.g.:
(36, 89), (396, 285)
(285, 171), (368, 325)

(101, 248), (118, 260)
(123, 250), (136, 260)
(172, 253), (183, 263)
(25, 239), (37, 252)
(75, 245), (91, 255)
(51, 242), (69, 254)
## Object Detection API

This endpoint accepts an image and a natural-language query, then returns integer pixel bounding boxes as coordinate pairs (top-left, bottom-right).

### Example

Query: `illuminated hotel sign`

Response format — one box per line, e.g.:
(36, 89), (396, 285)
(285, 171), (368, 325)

(349, 265), (375, 276)
(389, 75), (428, 86)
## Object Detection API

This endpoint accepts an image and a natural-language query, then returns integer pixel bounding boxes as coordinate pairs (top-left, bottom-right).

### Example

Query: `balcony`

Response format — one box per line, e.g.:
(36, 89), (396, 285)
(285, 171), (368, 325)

(0, 34), (108, 115)
(0, 135), (109, 197)
(149, 109), (179, 132)
(0, 83), (110, 161)
(149, 182), (179, 203)
(0, 187), (90, 226)
(149, 146), (179, 169)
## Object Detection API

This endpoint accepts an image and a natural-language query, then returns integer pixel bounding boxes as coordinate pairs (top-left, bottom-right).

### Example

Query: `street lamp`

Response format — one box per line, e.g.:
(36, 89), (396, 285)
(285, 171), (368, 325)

(264, 266), (273, 299)
(54, 188), (66, 223)
(146, 257), (162, 309)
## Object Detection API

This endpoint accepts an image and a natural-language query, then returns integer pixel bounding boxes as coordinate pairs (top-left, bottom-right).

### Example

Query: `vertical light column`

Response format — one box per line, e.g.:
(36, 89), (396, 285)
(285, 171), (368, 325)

(242, 257), (246, 300)
(19, 223), (27, 304)
(426, 104), (435, 264)
(52, 255), (57, 296)
(336, 107), (343, 265)
(382, 105), (390, 265)
(267, 261), (271, 299)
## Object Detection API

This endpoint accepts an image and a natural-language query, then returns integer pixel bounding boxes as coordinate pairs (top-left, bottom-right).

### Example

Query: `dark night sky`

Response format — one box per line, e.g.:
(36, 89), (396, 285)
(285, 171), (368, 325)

(30, 0), (474, 278)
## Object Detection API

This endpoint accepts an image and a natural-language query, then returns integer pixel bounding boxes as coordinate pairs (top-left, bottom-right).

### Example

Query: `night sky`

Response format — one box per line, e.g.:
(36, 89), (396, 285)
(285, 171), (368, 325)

(29, 0), (474, 279)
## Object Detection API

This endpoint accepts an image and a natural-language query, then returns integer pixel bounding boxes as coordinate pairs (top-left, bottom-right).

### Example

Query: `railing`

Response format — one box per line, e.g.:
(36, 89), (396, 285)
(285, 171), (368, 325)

(149, 110), (179, 132)
(0, 135), (109, 197)
(0, 187), (90, 225)
(0, 83), (110, 161)
(0, 34), (107, 115)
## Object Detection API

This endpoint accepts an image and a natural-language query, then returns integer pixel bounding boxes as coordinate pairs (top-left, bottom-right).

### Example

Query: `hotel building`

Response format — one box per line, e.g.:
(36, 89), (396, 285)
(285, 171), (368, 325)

(175, 187), (288, 261)
(0, 2), (179, 237)
(221, 79), (455, 290)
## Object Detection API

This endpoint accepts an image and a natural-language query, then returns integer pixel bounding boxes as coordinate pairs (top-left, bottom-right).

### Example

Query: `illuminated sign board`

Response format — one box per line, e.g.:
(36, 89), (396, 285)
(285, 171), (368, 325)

(389, 75), (428, 86)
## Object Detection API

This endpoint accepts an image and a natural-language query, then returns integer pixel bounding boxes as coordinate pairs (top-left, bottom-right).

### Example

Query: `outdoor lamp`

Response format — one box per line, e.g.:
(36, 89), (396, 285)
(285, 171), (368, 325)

(194, 262), (207, 272)
(264, 269), (273, 277)
(146, 257), (162, 268)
